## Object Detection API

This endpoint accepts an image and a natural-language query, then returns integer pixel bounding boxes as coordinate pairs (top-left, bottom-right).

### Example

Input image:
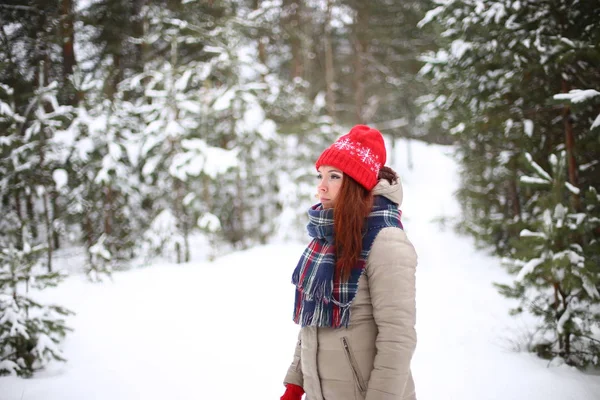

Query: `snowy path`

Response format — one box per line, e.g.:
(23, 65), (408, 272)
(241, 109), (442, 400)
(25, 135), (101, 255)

(2, 140), (599, 400)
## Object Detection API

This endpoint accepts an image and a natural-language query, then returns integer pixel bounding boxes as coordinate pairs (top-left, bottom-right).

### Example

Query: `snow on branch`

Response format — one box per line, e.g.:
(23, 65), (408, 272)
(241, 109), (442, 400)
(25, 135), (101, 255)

(553, 89), (600, 103)
(554, 88), (600, 132)
(516, 257), (544, 281)
(565, 182), (580, 195)
(524, 153), (552, 181)
(591, 114), (600, 131)
(520, 176), (549, 185)
(418, 6), (445, 28)
(520, 229), (546, 239)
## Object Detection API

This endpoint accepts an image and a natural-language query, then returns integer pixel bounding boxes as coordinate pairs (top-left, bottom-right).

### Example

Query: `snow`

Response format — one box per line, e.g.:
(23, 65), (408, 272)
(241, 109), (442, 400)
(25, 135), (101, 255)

(89, 235), (111, 262)
(564, 182), (580, 195)
(257, 119), (277, 140)
(525, 153), (552, 181)
(520, 176), (549, 185)
(552, 249), (583, 266)
(524, 119), (534, 137)
(242, 100), (266, 132)
(516, 258), (544, 281)
(213, 88), (236, 111)
(557, 305), (571, 334)
(177, 139), (239, 179)
(418, 6), (445, 28)
(591, 113), (600, 130)
(553, 89), (600, 103)
(582, 276), (600, 300)
(52, 169), (68, 190)
(449, 122), (465, 135)
(579, 160), (598, 172)
(520, 229), (546, 239)
(2, 140), (600, 400)
(197, 213), (221, 233)
(450, 39), (472, 59)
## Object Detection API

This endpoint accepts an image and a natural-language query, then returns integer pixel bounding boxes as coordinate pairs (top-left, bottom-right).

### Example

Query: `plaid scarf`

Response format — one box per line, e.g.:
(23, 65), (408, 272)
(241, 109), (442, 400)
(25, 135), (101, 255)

(292, 196), (403, 328)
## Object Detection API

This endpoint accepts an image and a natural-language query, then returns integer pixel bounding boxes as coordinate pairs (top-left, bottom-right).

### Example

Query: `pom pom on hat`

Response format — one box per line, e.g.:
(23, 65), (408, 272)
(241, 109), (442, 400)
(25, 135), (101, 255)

(315, 125), (386, 190)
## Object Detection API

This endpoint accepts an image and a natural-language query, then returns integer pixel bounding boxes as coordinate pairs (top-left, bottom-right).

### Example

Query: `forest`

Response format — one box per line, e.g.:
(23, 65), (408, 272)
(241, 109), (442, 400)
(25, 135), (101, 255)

(1, 0), (599, 377)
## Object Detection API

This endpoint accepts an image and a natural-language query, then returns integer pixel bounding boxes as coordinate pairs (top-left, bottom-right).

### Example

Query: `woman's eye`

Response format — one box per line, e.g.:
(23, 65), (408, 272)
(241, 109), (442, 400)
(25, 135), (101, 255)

(316, 174), (322, 180)
(331, 174), (341, 180)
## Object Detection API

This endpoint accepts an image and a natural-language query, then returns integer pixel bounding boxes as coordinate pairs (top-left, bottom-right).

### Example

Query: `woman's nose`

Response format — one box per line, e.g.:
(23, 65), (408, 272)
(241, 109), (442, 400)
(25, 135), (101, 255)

(318, 179), (327, 192)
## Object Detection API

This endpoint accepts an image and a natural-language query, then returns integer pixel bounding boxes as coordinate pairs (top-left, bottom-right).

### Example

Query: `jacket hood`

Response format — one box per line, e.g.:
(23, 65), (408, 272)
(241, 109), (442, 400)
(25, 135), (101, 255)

(372, 178), (403, 207)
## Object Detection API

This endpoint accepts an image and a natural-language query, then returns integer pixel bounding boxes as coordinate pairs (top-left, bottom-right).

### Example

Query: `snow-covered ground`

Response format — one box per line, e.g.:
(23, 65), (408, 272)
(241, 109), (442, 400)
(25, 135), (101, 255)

(2, 140), (600, 400)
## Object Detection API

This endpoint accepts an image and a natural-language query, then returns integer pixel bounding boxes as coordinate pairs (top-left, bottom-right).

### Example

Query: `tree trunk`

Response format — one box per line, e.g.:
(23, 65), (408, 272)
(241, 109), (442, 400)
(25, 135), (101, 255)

(104, 185), (113, 261)
(561, 79), (580, 211)
(104, 185), (112, 236)
(60, 0), (79, 105)
(85, 213), (94, 268)
(26, 192), (38, 240)
(42, 191), (53, 272)
(183, 204), (190, 263)
(132, 0), (147, 73)
(51, 193), (60, 249)
(107, 53), (123, 99)
(253, 0), (267, 65)
(508, 157), (521, 219)
(284, 0), (303, 79)
(324, 0), (336, 121)
(352, 4), (368, 124)
(13, 190), (24, 250)
(37, 61), (53, 272)
(236, 171), (245, 248)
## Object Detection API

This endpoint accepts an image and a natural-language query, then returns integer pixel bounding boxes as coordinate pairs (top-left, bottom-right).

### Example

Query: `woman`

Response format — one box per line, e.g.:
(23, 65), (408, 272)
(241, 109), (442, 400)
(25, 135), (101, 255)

(280, 125), (418, 400)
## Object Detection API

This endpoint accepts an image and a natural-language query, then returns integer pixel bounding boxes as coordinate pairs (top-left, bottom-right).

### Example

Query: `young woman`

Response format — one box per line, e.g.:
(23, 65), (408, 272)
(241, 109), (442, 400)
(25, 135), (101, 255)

(280, 125), (418, 400)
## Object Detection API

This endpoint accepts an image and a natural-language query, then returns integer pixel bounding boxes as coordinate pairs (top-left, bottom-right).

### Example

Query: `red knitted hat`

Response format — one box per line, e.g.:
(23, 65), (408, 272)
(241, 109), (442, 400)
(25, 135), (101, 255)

(315, 125), (386, 190)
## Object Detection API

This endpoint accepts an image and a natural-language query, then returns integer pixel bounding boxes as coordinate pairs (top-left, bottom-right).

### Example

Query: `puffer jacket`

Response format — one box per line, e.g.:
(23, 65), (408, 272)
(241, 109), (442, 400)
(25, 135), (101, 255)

(283, 179), (418, 400)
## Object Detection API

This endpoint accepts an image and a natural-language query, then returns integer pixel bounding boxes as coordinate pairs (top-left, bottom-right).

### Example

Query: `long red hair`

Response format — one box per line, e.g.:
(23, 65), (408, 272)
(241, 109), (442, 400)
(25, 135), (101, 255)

(334, 175), (373, 281)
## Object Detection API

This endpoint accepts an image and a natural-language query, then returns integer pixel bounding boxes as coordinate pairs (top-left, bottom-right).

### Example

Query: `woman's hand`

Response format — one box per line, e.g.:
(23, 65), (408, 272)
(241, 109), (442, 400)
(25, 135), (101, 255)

(280, 383), (305, 400)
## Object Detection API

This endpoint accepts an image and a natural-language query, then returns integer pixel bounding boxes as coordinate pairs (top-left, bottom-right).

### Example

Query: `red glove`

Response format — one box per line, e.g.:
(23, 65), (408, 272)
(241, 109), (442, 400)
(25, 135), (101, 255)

(280, 384), (304, 400)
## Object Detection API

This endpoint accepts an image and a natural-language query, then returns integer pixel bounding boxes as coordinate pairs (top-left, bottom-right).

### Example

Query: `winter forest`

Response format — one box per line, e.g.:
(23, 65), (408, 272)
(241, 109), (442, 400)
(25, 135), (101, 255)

(1, 0), (600, 398)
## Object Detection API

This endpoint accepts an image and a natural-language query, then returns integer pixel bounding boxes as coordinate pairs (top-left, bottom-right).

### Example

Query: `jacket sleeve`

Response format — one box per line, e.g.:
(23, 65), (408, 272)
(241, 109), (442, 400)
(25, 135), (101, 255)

(365, 227), (418, 400)
(283, 330), (304, 388)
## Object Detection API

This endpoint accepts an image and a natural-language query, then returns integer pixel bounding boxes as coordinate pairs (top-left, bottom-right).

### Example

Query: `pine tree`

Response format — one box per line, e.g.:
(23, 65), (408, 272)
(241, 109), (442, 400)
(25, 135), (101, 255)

(131, 2), (239, 260)
(0, 241), (73, 377)
(420, 0), (600, 365)
(59, 76), (143, 279)
(497, 151), (600, 366)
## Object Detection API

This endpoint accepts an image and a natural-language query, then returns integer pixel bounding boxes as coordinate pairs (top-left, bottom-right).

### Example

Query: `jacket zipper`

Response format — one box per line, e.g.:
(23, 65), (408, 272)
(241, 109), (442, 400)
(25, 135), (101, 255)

(342, 337), (366, 394)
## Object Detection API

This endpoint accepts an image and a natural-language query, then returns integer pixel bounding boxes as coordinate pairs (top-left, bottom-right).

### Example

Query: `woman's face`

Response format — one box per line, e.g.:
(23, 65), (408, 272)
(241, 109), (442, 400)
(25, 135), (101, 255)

(317, 165), (343, 209)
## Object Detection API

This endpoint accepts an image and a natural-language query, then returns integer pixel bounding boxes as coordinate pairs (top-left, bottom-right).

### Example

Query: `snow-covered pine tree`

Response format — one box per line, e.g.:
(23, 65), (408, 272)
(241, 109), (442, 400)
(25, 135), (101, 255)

(497, 151), (600, 366)
(0, 241), (73, 377)
(419, 0), (600, 255)
(420, 0), (600, 366)
(0, 84), (28, 263)
(0, 80), (74, 372)
(200, 7), (284, 248)
(24, 74), (74, 271)
(0, 38), (75, 377)
(53, 66), (145, 280)
(1, 74), (74, 272)
(131, 2), (239, 261)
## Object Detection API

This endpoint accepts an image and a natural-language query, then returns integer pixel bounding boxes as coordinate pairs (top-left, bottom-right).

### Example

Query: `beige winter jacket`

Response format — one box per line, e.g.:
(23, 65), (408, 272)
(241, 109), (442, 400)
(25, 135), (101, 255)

(284, 179), (418, 400)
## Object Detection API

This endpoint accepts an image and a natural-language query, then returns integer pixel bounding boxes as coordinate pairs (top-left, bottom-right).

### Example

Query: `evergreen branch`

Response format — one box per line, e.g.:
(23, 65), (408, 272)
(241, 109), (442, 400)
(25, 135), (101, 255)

(0, 351), (17, 361)
(581, 335), (600, 344)
(0, 4), (40, 13)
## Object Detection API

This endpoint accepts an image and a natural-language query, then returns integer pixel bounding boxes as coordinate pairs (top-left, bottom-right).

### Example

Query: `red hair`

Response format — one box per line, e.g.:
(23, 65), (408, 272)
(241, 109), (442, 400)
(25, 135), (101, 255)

(334, 175), (373, 281)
